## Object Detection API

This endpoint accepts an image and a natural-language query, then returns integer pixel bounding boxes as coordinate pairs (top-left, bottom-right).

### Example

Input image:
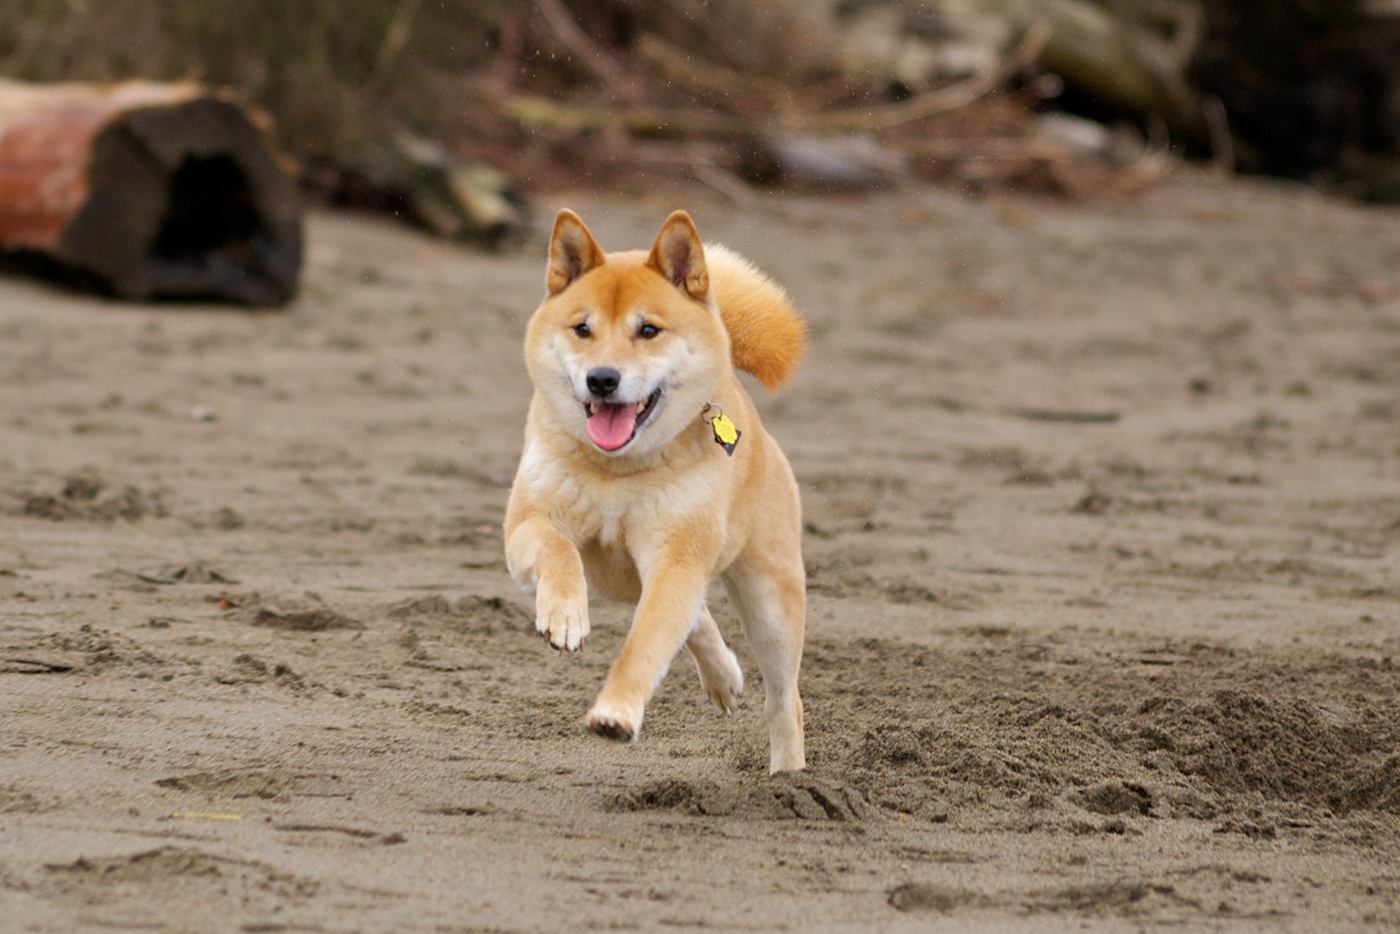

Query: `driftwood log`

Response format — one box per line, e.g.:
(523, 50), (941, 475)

(0, 79), (301, 305)
(990, 0), (1205, 141)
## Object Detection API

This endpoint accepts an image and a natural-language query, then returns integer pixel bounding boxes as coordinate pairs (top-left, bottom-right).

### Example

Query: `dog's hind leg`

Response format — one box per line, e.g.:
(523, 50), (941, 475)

(723, 558), (805, 774)
(686, 604), (744, 714)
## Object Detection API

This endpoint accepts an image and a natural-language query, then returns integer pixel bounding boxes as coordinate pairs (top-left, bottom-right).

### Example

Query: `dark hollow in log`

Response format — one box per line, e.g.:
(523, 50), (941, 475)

(0, 81), (302, 306)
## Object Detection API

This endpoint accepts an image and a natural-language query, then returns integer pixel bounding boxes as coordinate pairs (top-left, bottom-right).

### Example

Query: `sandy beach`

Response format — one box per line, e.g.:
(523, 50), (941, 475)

(2, 177), (1398, 931)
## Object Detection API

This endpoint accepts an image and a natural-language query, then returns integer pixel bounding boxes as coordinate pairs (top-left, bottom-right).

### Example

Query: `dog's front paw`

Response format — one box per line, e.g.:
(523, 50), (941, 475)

(535, 587), (589, 653)
(585, 700), (642, 744)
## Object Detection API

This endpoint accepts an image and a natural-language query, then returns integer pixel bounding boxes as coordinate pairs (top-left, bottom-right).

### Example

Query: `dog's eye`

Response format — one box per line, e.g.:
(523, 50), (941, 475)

(572, 322), (591, 338)
(637, 323), (661, 340)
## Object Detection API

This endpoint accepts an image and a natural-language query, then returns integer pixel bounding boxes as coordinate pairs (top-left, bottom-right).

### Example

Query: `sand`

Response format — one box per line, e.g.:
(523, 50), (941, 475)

(1, 177), (1398, 932)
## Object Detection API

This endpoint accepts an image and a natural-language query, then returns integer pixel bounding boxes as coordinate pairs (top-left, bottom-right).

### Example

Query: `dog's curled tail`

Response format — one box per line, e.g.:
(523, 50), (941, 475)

(705, 244), (806, 391)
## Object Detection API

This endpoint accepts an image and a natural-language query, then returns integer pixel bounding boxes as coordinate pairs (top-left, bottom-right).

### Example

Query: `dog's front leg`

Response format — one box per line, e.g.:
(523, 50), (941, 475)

(585, 557), (709, 742)
(505, 514), (590, 652)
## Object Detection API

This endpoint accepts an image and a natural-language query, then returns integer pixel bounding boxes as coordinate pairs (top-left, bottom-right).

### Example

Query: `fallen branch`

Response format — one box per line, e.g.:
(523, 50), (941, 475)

(496, 21), (1050, 137)
(492, 23), (1052, 138)
(533, 0), (640, 100)
(494, 94), (753, 135)
(806, 20), (1054, 132)
(899, 136), (1068, 161)
(634, 33), (792, 117)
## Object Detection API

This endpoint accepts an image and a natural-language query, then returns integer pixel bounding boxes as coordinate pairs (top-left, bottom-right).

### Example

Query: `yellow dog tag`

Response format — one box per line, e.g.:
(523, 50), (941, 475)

(710, 412), (740, 455)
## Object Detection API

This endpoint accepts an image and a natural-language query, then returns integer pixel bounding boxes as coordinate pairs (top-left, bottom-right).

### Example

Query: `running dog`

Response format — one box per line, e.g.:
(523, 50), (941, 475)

(504, 209), (807, 773)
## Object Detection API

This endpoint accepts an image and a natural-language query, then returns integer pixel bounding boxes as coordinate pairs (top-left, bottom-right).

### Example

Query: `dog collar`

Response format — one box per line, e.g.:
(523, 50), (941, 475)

(700, 403), (740, 456)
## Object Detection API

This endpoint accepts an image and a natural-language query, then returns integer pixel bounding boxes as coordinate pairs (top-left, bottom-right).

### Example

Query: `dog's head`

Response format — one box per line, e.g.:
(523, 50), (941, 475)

(524, 209), (730, 457)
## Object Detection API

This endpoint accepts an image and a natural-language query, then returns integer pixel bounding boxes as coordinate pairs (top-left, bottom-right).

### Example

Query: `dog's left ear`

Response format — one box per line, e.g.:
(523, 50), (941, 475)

(646, 211), (709, 302)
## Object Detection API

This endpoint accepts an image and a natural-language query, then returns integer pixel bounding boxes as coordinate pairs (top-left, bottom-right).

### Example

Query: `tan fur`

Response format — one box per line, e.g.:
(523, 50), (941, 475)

(503, 209), (808, 773)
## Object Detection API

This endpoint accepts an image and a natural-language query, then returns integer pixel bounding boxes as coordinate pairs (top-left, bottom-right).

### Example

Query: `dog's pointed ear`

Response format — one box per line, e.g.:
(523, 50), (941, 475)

(646, 211), (709, 302)
(547, 209), (605, 295)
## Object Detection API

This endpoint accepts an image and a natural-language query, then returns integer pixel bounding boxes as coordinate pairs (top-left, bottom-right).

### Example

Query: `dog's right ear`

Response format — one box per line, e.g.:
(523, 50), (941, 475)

(547, 209), (605, 295)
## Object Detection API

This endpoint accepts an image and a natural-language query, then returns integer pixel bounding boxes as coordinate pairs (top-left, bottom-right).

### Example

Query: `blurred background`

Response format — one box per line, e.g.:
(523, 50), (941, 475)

(1, 0), (1399, 291)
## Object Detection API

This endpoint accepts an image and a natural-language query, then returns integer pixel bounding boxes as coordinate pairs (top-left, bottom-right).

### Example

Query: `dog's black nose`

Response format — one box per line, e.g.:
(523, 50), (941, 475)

(586, 368), (621, 398)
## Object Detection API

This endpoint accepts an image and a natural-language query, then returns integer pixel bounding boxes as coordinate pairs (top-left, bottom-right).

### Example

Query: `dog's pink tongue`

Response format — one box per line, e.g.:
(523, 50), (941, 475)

(586, 403), (638, 451)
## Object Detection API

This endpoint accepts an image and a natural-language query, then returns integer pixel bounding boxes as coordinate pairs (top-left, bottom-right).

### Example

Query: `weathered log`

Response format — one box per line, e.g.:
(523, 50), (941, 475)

(0, 79), (301, 306)
(329, 134), (530, 249)
(993, 0), (1206, 141)
(783, 1), (1202, 136)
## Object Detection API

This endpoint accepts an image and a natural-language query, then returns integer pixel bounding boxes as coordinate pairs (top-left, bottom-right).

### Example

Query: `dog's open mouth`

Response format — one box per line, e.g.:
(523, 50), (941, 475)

(583, 387), (662, 452)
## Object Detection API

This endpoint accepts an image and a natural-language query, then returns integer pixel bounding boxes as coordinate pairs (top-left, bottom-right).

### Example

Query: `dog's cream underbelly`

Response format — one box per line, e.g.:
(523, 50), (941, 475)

(579, 538), (643, 603)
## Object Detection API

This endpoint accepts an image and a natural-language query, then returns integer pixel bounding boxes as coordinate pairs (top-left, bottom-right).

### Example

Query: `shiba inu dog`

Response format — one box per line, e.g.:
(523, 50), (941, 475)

(504, 209), (808, 773)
